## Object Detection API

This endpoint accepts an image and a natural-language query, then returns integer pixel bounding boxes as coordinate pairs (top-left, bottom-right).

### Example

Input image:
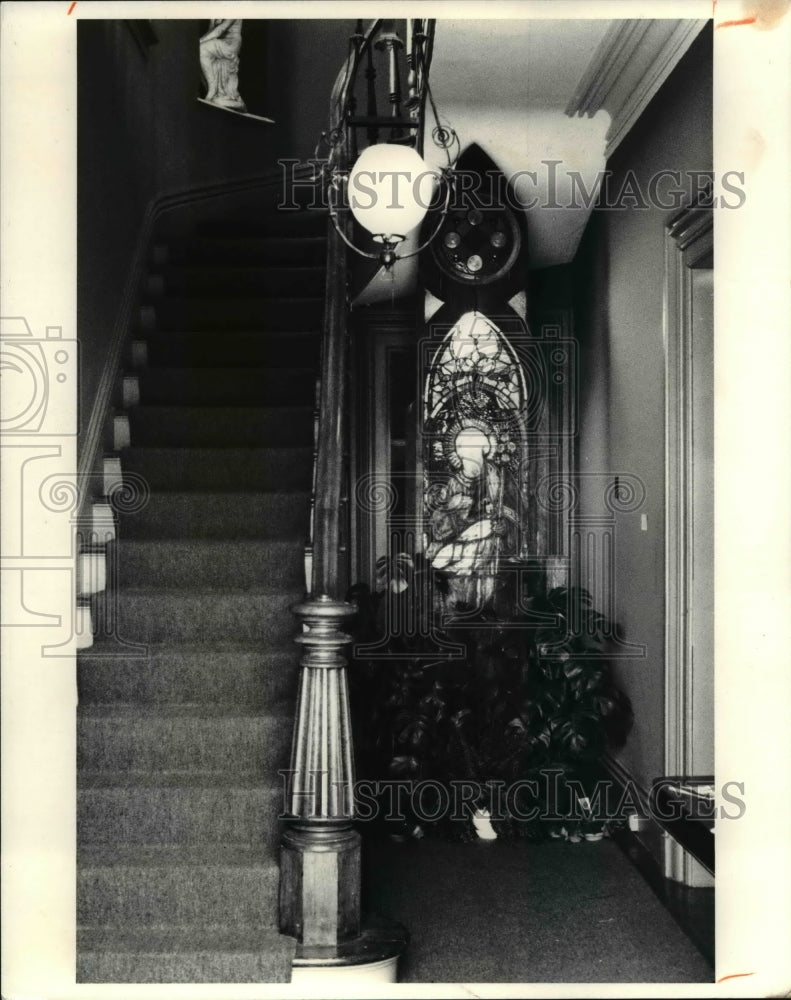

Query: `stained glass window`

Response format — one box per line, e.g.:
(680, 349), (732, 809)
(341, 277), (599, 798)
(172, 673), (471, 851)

(423, 311), (527, 616)
(425, 311), (526, 420)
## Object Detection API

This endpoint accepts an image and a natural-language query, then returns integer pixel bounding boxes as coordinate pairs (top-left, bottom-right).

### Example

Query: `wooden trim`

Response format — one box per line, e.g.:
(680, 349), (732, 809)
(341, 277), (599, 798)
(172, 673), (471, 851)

(566, 19), (709, 158)
(663, 201), (713, 806)
(76, 204), (155, 514)
(668, 201), (714, 252)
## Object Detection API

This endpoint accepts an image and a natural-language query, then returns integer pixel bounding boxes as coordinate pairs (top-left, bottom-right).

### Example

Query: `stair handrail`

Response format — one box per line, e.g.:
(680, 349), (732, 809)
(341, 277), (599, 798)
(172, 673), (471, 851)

(302, 20), (385, 597)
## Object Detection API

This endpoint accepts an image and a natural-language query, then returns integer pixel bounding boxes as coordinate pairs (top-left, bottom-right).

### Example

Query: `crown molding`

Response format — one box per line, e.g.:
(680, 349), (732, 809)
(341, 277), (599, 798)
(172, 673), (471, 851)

(566, 18), (709, 159)
(565, 20), (651, 120)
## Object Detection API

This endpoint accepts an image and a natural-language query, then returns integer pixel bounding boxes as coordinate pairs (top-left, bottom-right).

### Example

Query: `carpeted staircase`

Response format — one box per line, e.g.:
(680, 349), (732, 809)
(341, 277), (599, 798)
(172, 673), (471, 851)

(77, 203), (327, 982)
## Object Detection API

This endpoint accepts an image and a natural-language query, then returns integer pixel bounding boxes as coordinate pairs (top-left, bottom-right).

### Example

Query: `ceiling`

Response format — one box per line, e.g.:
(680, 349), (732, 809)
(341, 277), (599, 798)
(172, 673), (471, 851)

(429, 19), (615, 110)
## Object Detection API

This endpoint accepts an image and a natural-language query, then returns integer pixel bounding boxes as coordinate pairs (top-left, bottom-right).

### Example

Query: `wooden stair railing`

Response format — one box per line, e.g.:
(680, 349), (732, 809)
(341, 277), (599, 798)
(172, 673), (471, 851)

(279, 210), (362, 958)
(280, 19), (435, 974)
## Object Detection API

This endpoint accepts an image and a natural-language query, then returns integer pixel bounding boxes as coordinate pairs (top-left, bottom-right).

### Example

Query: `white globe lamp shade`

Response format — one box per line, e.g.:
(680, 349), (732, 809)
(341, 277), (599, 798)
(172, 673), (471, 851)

(348, 143), (440, 243)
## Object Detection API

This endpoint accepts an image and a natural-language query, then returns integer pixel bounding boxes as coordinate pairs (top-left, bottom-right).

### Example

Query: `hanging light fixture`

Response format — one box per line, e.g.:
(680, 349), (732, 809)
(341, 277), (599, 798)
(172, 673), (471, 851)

(347, 144), (440, 261)
(319, 19), (459, 270)
(335, 139), (454, 269)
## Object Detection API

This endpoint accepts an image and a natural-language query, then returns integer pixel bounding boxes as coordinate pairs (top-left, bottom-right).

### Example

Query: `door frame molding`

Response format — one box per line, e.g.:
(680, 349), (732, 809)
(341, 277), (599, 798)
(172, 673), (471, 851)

(664, 200), (713, 777)
(663, 200), (713, 883)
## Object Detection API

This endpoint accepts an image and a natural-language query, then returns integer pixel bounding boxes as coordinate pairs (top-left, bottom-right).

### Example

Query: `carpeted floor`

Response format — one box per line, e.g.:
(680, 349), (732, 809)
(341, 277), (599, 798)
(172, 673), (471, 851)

(362, 834), (714, 983)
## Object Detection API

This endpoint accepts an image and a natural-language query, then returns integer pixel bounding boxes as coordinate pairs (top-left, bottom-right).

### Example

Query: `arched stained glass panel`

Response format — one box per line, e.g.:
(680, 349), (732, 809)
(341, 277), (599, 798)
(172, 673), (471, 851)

(425, 311), (526, 420)
(423, 311), (528, 618)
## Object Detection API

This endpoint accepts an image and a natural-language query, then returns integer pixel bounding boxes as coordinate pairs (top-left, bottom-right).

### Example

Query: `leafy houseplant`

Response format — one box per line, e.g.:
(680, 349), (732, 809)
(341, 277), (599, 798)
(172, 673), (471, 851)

(347, 553), (633, 841)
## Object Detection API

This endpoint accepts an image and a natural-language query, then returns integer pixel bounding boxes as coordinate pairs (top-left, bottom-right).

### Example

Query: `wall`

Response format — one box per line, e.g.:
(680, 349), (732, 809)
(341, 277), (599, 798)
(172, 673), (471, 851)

(77, 17), (353, 462)
(571, 25), (713, 791)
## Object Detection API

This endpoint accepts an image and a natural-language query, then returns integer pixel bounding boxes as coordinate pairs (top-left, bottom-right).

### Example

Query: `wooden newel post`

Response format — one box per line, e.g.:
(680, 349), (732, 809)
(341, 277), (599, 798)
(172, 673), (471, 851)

(280, 595), (360, 948)
(280, 594), (406, 976)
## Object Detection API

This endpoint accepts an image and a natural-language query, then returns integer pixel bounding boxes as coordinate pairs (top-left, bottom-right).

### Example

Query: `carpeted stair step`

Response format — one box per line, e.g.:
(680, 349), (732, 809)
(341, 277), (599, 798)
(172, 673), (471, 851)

(114, 539), (304, 589)
(128, 406), (313, 448)
(168, 235), (326, 266)
(79, 773), (285, 851)
(78, 645), (298, 707)
(117, 491), (311, 540)
(155, 264), (326, 298)
(101, 587), (303, 643)
(143, 331), (320, 369)
(121, 447), (313, 491)
(137, 367), (315, 406)
(78, 845), (281, 927)
(77, 924), (296, 983)
(78, 704), (293, 773)
(77, 644), (298, 707)
(150, 296), (323, 332)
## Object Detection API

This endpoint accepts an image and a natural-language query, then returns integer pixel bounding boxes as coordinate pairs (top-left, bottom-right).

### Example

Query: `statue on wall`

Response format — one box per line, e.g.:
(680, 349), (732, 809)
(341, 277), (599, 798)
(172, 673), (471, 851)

(199, 19), (247, 113)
